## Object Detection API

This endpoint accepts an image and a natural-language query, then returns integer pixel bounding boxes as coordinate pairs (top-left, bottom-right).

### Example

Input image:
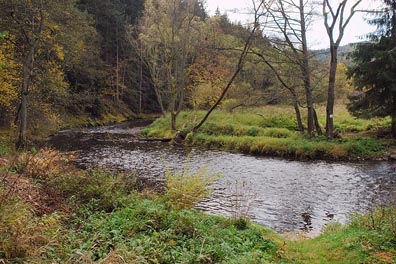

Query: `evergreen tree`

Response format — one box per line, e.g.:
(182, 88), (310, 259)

(348, 0), (396, 138)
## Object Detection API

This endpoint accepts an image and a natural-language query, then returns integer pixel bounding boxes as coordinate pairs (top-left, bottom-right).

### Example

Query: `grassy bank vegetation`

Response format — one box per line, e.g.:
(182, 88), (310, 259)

(0, 148), (279, 263)
(0, 148), (395, 263)
(143, 105), (392, 160)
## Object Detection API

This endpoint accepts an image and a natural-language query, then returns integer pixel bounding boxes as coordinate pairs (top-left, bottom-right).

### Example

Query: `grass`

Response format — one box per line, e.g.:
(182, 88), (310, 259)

(0, 153), (279, 263)
(0, 131), (15, 157)
(143, 105), (391, 160)
(0, 148), (395, 263)
(285, 207), (396, 263)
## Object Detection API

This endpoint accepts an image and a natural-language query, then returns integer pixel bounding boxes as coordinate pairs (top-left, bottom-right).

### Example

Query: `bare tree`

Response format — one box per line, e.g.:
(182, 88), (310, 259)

(260, 0), (319, 137)
(323, 0), (362, 137)
(250, 49), (305, 133)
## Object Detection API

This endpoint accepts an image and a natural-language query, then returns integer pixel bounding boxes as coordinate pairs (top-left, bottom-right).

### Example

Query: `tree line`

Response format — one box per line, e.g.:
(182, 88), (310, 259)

(0, 0), (395, 147)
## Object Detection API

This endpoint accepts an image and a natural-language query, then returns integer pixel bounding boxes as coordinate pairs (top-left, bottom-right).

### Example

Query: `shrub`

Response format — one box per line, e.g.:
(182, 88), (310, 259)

(47, 169), (136, 212)
(0, 186), (61, 261)
(15, 148), (65, 180)
(165, 164), (220, 210)
(348, 205), (396, 259)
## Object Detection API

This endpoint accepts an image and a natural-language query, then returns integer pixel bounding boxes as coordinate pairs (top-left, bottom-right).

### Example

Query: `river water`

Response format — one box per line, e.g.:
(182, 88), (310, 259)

(49, 120), (396, 235)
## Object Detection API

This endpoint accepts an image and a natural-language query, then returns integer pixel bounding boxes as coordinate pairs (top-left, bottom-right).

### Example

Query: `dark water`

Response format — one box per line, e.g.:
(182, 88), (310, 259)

(49, 120), (396, 235)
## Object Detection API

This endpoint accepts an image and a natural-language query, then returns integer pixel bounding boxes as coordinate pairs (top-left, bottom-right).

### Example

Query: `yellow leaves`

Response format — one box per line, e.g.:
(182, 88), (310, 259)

(335, 62), (354, 100)
(0, 39), (20, 114)
(53, 43), (65, 61)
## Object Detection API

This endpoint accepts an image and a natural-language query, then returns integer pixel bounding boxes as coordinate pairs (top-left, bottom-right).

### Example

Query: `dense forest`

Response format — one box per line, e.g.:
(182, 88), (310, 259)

(1, 0), (394, 147)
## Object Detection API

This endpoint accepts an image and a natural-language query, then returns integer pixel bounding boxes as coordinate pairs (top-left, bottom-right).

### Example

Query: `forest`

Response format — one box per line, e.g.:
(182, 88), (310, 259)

(0, 0), (396, 263)
(0, 0), (394, 147)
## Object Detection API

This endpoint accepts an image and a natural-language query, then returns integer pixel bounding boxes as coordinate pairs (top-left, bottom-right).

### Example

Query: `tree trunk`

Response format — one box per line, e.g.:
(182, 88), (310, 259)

(191, 17), (258, 134)
(16, 0), (44, 148)
(392, 92), (396, 138)
(17, 60), (30, 148)
(293, 99), (304, 133)
(313, 107), (322, 136)
(326, 46), (337, 138)
(300, 0), (314, 138)
(171, 112), (177, 131)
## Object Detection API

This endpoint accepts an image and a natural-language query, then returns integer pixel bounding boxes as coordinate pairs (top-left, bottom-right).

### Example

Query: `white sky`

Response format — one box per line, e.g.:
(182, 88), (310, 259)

(205, 0), (382, 49)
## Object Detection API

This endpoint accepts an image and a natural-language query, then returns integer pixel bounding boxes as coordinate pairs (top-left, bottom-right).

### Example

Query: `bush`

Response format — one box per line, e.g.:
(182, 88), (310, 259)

(165, 164), (220, 210)
(340, 205), (396, 263)
(47, 169), (136, 212)
(0, 186), (61, 261)
(15, 148), (65, 180)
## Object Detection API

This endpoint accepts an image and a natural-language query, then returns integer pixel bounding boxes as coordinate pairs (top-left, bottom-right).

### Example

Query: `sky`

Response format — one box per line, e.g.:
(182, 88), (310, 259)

(205, 0), (383, 49)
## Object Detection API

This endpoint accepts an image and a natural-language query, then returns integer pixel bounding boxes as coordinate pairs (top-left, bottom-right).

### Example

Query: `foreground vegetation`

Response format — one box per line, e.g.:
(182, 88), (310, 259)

(143, 106), (393, 160)
(0, 147), (395, 263)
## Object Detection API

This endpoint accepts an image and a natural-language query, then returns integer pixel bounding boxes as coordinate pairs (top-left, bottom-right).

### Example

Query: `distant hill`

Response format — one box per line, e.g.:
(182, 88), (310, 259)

(312, 43), (358, 66)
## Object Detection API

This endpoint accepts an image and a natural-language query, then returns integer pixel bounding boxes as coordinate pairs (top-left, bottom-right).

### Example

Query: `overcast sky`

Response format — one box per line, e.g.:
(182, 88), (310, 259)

(205, 0), (382, 49)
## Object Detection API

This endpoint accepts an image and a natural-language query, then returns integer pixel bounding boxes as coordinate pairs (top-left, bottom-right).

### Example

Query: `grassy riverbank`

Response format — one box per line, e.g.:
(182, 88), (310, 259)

(1, 148), (395, 263)
(143, 106), (393, 160)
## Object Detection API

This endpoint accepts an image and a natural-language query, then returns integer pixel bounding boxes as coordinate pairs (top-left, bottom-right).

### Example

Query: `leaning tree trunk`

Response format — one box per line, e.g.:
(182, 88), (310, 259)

(292, 97), (304, 133)
(313, 107), (322, 136)
(191, 11), (260, 134)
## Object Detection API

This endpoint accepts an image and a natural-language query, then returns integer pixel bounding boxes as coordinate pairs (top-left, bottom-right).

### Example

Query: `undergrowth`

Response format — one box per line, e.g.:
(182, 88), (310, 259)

(0, 149), (279, 263)
(1, 147), (395, 263)
(285, 206), (396, 263)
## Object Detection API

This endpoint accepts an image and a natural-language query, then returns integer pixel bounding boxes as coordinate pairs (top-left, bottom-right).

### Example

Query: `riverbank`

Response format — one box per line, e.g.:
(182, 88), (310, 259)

(0, 149), (395, 263)
(143, 106), (395, 161)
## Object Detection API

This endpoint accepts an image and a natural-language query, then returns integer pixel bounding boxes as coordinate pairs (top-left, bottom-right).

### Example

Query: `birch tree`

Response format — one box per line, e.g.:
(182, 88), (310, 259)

(323, 0), (362, 137)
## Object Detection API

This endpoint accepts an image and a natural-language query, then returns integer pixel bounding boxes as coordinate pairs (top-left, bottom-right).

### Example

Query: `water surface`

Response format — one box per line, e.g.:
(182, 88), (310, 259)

(49, 120), (396, 235)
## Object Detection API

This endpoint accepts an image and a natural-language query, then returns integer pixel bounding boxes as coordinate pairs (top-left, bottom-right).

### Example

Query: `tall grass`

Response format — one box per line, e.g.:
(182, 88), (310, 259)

(144, 106), (388, 160)
(165, 164), (220, 210)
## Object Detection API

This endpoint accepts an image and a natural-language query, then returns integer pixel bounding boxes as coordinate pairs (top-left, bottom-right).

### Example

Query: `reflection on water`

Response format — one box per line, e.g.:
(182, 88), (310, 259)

(49, 121), (396, 235)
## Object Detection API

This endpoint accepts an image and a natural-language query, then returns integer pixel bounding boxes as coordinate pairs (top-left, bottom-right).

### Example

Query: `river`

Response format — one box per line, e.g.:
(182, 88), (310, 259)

(49, 119), (396, 236)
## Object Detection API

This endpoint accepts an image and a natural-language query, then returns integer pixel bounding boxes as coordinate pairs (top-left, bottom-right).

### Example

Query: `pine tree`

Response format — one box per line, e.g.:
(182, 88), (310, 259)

(348, 0), (396, 138)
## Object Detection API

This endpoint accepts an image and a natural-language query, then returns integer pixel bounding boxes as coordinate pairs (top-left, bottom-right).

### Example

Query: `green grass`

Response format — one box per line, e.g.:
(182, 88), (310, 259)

(63, 199), (278, 263)
(0, 165), (279, 263)
(1, 152), (395, 263)
(285, 207), (396, 263)
(0, 132), (15, 157)
(143, 106), (389, 160)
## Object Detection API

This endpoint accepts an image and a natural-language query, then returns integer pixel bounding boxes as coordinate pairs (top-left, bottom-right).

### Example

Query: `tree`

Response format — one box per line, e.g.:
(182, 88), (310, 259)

(138, 0), (206, 130)
(191, 0), (265, 133)
(348, 0), (396, 138)
(323, 0), (361, 138)
(0, 0), (106, 143)
(0, 39), (20, 127)
(0, 0), (45, 147)
(77, 0), (146, 110)
(259, 0), (319, 137)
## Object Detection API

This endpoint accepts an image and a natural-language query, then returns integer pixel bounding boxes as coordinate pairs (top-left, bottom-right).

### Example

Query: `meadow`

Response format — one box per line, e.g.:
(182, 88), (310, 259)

(143, 105), (392, 160)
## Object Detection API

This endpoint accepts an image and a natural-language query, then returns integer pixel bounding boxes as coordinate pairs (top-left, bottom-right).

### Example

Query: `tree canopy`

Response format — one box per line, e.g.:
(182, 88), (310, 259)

(348, 0), (396, 138)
